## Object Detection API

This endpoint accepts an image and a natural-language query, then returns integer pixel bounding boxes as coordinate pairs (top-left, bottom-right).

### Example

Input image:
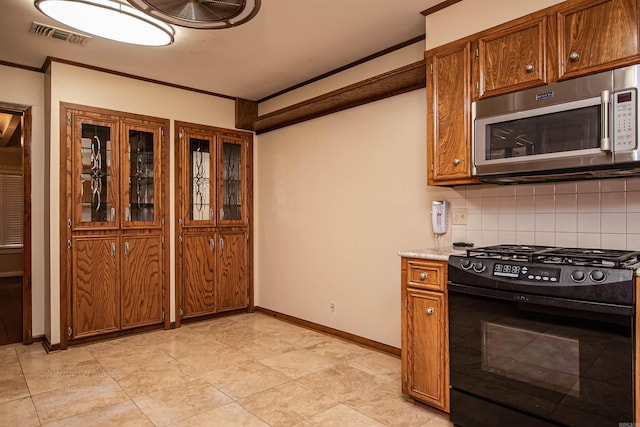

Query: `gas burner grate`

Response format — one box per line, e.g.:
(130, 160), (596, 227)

(465, 245), (556, 261)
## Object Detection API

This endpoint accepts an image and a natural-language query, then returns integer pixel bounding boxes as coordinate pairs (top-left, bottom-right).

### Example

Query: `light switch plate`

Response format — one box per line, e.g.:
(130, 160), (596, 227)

(452, 208), (468, 225)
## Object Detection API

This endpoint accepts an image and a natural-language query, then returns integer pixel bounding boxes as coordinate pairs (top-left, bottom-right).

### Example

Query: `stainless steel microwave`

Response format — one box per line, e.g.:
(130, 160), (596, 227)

(474, 65), (640, 183)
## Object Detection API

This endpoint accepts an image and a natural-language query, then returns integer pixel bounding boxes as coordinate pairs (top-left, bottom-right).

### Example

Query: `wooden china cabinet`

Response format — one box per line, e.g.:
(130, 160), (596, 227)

(61, 104), (169, 344)
(175, 122), (253, 323)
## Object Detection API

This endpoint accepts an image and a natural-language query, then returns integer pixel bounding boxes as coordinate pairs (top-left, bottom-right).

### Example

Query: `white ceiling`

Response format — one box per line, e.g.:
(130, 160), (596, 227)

(0, 0), (434, 101)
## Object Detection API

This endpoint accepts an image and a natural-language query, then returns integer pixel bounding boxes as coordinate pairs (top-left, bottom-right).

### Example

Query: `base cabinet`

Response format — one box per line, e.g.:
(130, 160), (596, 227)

(401, 257), (450, 412)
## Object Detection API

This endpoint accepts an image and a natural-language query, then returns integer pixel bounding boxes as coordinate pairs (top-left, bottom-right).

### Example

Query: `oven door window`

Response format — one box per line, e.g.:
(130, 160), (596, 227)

(449, 291), (633, 426)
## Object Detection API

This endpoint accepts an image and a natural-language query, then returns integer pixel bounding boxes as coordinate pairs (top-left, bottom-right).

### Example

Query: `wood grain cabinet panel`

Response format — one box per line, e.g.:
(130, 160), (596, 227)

(478, 17), (547, 98)
(426, 41), (477, 185)
(182, 233), (217, 318)
(71, 236), (120, 338)
(401, 257), (450, 413)
(217, 230), (248, 312)
(557, 0), (640, 80)
(121, 235), (163, 328)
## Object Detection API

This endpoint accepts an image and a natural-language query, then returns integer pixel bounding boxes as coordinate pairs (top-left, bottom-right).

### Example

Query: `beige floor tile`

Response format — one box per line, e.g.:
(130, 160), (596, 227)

(202, 361), (291, 399)
(345, 383), (436, 427)
(279, 329), (335, 349)
(259, 348), (337, 379)
(24, 359), (111, 396)
(305, 338), (374, 363)
(294, 404), (384, 427)
(113, 359), (198, 397)
(0, 373), (30, 404)
(18, 347), (97, 375)
(42, 401), (154, 426)
(297, 364), (385, 402)
(347, 350), (402, 383)
(185, 317), (240, 334)
(92, 348), (175, 373)
(0, 396), (40, 426)
(31, 376), (130, 424)
(0, 346), (23, 379)
(170, 402), (269, 427)
(148, 328), (227, 359)
(177, 345), (254, 374)
(421, 414), (454, 427)
(206, 323), (268, 347)
(238, 381), (337, 427)
(234, 333), (301, 360)
(132, 377), (231, 426)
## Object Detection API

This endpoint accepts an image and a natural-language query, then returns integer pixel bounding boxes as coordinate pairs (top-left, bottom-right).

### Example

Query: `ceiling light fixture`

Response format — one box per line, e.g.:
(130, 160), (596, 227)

(127, 0), (261, 30)
(34, 0), (175, 46)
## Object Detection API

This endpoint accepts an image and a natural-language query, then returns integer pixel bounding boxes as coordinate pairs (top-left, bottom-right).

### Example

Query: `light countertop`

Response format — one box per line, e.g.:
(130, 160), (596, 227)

(398, 247), (466, 261)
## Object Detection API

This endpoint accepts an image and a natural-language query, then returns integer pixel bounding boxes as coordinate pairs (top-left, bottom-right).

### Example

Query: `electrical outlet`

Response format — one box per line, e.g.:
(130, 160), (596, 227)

(330, 302), (336, 313)
(452, 208), (468, 225)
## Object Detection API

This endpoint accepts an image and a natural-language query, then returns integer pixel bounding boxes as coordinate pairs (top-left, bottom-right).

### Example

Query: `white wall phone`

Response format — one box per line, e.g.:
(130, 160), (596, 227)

(432, 200), (448, 235)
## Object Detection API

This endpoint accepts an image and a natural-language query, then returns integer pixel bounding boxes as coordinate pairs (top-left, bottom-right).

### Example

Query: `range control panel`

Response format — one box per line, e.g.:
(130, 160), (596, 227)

(493, 263), (560, 283)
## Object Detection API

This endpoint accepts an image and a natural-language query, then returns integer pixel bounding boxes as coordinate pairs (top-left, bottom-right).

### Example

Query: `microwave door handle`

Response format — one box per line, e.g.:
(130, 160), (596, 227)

(601, 90), (611, 152)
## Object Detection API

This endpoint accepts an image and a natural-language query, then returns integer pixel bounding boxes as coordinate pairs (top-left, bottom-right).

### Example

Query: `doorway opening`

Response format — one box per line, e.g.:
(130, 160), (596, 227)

(0, 104), (32, 345)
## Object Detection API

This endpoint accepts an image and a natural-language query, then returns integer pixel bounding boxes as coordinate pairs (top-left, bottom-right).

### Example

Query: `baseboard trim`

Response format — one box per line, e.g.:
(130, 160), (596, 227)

(255, 307), (400, 357)
(41, 335), (61, 353)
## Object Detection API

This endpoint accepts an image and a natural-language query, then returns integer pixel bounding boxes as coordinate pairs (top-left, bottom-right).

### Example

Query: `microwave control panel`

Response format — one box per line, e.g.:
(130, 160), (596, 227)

(613, 89), (637, 150)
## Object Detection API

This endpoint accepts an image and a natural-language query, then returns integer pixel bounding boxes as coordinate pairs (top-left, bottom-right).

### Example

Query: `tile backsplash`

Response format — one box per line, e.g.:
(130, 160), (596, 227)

(445, 177), (640, 250)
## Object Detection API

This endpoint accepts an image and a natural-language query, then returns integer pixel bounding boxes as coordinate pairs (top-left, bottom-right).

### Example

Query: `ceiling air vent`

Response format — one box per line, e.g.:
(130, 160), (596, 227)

(30, 22), (91, 46)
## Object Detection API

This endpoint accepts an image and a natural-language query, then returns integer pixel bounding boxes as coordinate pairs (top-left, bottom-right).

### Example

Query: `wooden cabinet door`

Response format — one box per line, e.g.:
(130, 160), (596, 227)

(217, 230), (248, 312)
(217, 135), (248, 225)
(121, 235), (163, 328)
(478, 17), (547, 98)
(182, 233), (217, 318)
(121, 120), (163, 230)
(71, 114), (119, 230)
(426, 41), (477, 186)
(405, 288), (449, 412)
(71, 236), (120, 339)
(557, 0), (640, 80)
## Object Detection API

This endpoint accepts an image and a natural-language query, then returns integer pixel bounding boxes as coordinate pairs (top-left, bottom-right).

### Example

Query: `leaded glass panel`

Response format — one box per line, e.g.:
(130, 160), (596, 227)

(128, 129), (155, 222)
(221, 141), (242, 221)
(190, 137), (211, 221)
(80, 123), (113, 223)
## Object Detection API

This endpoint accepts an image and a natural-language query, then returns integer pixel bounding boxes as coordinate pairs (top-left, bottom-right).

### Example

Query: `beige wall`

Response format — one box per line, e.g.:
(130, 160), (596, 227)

(47, 62), (236, 344)
(0, 64), (46, 338)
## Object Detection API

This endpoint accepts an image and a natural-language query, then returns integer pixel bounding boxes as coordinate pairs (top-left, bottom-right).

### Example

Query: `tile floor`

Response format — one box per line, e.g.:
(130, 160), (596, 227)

(0, 312), (453, 426)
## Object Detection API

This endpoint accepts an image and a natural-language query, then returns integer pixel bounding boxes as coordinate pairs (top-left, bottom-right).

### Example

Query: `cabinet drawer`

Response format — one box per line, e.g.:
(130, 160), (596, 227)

(406, 260), (446, 291)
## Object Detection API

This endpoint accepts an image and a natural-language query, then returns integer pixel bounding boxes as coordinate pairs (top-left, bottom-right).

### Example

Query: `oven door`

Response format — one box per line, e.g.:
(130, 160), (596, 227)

(448, 283), (634, 427)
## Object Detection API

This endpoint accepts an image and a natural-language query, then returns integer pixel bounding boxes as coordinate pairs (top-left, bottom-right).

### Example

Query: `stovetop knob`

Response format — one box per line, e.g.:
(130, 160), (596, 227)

(473, 261), (486, 273)
(461, 258), (472, 269)
(571, 270), (586, 282)
(590, 269), (606, 282)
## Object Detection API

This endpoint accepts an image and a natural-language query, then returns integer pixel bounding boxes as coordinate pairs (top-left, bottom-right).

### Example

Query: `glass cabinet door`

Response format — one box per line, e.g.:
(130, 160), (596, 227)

(122, 121), (161, 227)
(185, 131), (216, 225)
(74, 116), (118, 229)
(218, 135), (246, 224)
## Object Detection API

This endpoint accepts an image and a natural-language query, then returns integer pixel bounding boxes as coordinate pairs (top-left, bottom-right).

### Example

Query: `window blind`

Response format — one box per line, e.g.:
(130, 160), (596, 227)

(0, 173), (23, 248)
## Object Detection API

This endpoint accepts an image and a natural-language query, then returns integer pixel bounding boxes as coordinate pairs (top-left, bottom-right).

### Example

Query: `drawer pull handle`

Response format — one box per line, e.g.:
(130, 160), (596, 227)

(426, 307), (435, 315)
(453, 158), (461, 165)
(419, 272), (428, 280)
(569, 52), (580, 62)
(525, 64), (534, 72)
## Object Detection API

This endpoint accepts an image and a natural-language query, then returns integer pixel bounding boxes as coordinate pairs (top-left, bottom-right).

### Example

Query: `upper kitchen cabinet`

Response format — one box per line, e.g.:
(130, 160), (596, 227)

(426, 40), (478, 185)
(556, 0), (640, 80)
(477, 17), (547, 99)
(180, 126), (217, 227)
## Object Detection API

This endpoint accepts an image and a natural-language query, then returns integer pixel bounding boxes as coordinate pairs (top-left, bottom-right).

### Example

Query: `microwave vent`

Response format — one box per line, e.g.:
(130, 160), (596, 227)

(30, 22), (91, 46)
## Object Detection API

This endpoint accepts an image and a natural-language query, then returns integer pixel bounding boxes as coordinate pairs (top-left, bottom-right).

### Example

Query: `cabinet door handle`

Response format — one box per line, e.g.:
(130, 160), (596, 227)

(124, 242), (129, 256)
(110, 208), (115, 222)
(111, 243), (116, 258)
(220, 238), (224, 250)
(525, 64), (534, 72)
(209, 238), (215, 251)
(453, 158), (461, 165)
(426, 307), (435, 315)
(220, 209), (225, 220)
(569, 52), (580, 62)
(125, 207), (130, 222)
(419, 272), (428, 280)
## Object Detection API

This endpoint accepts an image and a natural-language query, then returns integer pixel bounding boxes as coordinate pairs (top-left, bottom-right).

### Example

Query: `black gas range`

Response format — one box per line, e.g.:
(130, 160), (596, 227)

(447, 245), (637, 427)
(449, 244), (639, 306)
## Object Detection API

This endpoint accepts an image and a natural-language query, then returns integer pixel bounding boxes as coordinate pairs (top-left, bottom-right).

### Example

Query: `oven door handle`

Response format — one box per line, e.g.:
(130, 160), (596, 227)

(448, 282), (633, 316)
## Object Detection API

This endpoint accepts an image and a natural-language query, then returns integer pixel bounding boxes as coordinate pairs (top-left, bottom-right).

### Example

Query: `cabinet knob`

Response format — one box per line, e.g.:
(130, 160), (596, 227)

(426, 307), (435, 315)
(453, 158), (461, 165)
(525, 64), (534, 72)
(419, 272), (428, 280)
(569, 52), (580, 62)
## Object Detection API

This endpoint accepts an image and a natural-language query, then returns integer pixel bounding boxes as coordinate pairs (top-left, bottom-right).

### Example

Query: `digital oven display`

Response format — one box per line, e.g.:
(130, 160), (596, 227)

(492, 263), (561, 282)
